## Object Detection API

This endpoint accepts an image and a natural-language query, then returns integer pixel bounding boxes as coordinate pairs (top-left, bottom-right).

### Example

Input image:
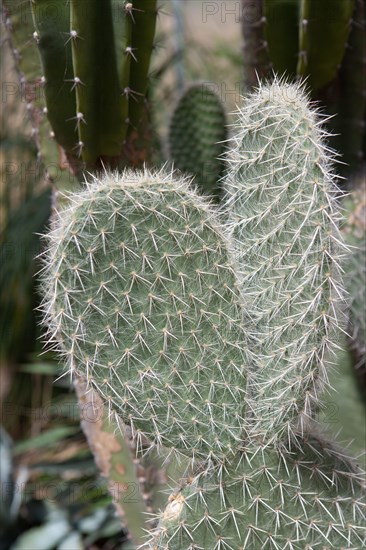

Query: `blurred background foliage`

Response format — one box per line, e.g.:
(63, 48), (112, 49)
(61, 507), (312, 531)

(0, 1), (365, 548)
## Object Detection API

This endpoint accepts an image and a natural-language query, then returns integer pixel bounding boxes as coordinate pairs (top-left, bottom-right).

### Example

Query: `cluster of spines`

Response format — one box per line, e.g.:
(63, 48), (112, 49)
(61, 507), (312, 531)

(223, 79), (346, 445)
(151, 433), (366, 549)
(40, 168), (250, 464)
(37, 78), (366, 547)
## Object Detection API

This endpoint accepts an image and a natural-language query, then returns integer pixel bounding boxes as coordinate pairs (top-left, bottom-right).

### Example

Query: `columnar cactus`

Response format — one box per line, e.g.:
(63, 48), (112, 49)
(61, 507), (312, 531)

(40, 169), (249, 464)
(3, 0), (158, 176)
(247, 0), (355, 91)
(223, 79), (345, 445)
(169, 84), (227, 201)
(242, 0), (365, 174)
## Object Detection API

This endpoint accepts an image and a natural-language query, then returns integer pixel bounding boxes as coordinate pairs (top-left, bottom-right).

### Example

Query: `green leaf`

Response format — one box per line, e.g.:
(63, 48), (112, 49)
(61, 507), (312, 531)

(13, 427), (79, 455)
(10, 519), (71, 550)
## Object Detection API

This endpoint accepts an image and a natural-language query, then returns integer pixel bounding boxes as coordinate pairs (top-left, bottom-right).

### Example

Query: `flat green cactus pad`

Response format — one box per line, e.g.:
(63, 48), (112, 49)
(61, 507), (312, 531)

(153, 433), (366, 549)
(41, 169), (249, 462)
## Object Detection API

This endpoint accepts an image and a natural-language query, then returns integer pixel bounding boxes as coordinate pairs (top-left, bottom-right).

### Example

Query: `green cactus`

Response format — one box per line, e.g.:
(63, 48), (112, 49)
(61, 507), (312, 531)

(31, 0), (78, 156)
(223, 79), (345, 445)
(152, 433), (365, 548)
(261, 0), (355, 91)
(2, 0), (79, 186)
(3, 0), (157, 176)
(331, 0), (366, 173)
(40, 169), (249, 463)
(243, 0), (365, 174)
(169, 84), (227, 201)
(342, 178), (366, 369)
(263, 0), (299, 77)
(296, 0), (354, 90)
(38, 81), (366, 546)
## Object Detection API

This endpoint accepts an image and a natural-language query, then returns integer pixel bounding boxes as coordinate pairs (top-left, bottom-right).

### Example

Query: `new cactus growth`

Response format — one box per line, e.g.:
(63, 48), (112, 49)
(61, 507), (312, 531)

(223, 79), (345, 444)
(169, 84), (227, 201)
(40, 169), (249, 463)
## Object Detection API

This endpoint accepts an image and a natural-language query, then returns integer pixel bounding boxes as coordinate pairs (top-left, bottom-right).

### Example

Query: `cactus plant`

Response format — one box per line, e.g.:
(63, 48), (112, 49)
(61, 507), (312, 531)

(242, 0), (365, 175)
(39, 169), (249, 463)
(2, 0), (78, 186)
(223, 79), (345, 445)
(331, 0), (366, 174)
(38, 80), (366, 547)
(295, 0), (355, 90)
(261, 0), (355, 91)
(2, 1), (159, 539)
(2, 0), (158, 178)
(169, 84), (227, 201)
(152, 432), (365, 548)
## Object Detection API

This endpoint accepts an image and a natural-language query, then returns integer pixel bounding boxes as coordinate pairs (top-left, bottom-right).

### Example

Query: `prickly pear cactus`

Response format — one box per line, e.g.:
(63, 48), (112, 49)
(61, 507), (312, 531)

(152, 433), (366, 549)
(39, 79), (366, 548)
(169, 84), (227, 200)
(223, 79), (345, 445)
(40, 169), (249, 462)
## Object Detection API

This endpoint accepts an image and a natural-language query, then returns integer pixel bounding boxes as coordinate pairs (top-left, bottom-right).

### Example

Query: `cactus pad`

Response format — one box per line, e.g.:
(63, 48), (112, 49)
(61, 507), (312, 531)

(152, 433), (366, 549)
(40, 169), (249, 461)
(224, 80), (345, 444)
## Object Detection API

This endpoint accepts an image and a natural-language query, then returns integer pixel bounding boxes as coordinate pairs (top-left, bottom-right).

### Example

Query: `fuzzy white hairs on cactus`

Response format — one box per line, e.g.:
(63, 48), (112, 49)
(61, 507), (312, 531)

(39, 167), (250, 465)
(223, 78), (346, 446)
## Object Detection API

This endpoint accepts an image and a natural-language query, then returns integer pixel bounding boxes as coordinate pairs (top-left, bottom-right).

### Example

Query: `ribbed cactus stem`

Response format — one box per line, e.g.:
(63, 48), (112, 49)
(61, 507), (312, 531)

(297, 0), (354, 90)
(69, 0), (126, 163)
(31, 0), (78, 154)
(169, 83), (227, 200)
(40, 169), (249, 464)
(224, 79), (345, 445)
